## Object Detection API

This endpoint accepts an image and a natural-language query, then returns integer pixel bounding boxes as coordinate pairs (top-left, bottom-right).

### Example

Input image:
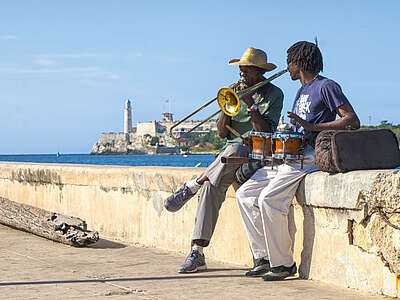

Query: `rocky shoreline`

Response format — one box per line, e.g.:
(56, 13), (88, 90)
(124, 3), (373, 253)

(90, 132), (180, 155)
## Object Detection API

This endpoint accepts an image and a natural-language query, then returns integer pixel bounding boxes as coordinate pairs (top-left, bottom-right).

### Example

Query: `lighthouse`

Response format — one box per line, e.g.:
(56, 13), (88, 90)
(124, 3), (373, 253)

(124, 99), (132, 134)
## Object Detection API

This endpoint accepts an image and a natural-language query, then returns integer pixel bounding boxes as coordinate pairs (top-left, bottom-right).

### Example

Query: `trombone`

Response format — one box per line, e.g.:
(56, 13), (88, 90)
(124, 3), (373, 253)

(169, 68), (288, 141)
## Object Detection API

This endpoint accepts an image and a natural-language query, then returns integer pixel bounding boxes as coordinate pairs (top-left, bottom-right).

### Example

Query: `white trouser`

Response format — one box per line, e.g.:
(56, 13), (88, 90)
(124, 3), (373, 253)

(236, 146), (317, 267)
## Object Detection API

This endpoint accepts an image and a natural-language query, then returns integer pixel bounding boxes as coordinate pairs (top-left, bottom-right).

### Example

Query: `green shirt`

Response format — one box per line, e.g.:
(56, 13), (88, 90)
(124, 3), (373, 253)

(221, 81), (284, 150)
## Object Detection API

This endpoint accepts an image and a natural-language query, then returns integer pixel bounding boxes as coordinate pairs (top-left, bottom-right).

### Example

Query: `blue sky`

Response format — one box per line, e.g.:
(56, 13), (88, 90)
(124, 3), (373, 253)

(0, 1), (399, 154)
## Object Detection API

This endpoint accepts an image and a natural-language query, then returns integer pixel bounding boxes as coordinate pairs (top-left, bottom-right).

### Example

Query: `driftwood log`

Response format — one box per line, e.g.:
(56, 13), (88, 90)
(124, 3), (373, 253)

(0, 197), (99, 247)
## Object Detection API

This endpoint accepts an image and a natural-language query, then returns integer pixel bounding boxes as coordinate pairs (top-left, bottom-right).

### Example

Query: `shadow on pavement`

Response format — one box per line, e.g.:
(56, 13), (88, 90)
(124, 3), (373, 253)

(199, 268), (248, 272)
(88, 239), (126, 249)
(0, 274), (247, 286)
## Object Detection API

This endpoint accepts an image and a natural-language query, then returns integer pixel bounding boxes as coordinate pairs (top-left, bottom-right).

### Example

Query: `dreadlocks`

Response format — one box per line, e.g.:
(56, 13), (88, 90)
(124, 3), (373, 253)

(287, 41), (323, 74)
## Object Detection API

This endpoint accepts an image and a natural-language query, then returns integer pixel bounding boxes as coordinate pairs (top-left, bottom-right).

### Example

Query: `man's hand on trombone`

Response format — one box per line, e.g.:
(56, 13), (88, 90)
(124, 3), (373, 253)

(241, 92), (259, 107)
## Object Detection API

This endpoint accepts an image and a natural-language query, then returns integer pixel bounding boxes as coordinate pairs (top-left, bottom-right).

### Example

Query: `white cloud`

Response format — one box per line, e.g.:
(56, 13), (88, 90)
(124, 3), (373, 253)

(39, 53), (109, 59)
(107, 74), (120, 80)
(125, 52), (144, 60)
(18, 67), (101, 74)
(0, 35), (18, 40)
(33, 58), (56, 66)
(1, 50), (120, 81)
(32, 52), (110, 66)
(0, 66), (120, 81)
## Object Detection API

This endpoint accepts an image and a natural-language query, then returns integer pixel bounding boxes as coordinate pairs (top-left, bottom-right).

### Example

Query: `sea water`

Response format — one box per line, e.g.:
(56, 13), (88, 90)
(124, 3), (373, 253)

(0, 154), (216, 168)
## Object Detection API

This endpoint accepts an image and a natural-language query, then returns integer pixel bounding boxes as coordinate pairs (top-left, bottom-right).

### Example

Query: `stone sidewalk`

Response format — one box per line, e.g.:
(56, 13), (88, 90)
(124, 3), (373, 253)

(0, 225), (387, 300)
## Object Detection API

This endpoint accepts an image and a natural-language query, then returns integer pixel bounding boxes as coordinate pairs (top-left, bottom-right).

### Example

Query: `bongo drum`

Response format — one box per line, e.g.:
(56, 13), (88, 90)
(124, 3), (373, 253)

(248, 131), (273, 159)
(272, 132), (304, 160)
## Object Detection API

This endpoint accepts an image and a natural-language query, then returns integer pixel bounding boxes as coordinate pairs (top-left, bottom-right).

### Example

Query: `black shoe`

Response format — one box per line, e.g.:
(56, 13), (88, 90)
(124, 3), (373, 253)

(245, 258), (271, 277)
(262, 263), (297, 281)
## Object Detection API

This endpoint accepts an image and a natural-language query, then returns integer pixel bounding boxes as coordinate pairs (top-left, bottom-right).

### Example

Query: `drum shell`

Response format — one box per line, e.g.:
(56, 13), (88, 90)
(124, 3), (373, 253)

(249, 132), (273, 158)
(272, 132), (303, 155)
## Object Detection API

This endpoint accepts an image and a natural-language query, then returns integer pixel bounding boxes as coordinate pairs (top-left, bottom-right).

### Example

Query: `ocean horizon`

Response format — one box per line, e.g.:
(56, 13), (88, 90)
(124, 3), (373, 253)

(0, 153), (216, 168)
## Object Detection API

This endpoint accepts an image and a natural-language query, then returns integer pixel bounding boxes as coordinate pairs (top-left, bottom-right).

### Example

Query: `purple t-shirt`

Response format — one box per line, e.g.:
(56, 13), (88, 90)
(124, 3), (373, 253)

(291, 75), (350, 144)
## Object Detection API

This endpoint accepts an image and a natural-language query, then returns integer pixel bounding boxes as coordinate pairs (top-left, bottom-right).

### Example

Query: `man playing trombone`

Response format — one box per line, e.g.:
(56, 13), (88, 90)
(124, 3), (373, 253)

(164, 48), (284, 273)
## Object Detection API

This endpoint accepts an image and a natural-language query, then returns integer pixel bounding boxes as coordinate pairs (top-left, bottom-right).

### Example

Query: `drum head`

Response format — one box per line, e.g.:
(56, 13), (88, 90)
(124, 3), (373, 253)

(272, 131), (303, 139)
(249, 131), (272, 137)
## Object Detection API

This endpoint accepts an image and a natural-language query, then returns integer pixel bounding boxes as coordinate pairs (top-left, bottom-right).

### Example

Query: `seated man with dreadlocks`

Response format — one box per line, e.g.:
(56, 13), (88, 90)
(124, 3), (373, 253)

(236, 41), (360, 281)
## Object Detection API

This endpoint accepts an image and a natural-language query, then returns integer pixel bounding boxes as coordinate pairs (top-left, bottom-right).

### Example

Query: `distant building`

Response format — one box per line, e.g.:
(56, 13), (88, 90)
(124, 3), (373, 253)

(129, 101), (217, 138)
(162, 112), (173, 122)
(91, 100), (217, 155)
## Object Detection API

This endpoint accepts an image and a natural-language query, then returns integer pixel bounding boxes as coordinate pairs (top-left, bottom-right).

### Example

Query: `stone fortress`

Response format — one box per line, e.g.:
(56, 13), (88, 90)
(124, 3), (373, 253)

(91, 99), (218, 155)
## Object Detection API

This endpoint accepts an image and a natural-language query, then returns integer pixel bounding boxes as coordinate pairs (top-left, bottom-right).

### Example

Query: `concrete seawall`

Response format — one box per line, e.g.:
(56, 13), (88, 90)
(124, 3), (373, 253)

(0, 162), (398, 298)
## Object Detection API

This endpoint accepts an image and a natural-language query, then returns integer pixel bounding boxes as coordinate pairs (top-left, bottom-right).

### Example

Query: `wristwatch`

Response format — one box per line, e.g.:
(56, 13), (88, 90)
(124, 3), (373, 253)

(247, 103), (259, 112)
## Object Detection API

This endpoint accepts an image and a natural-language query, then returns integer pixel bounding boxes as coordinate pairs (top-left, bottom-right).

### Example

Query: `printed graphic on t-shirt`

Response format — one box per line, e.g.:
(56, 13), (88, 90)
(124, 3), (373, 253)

(291, 76), (350, 144)
(296, 94), (311, 119)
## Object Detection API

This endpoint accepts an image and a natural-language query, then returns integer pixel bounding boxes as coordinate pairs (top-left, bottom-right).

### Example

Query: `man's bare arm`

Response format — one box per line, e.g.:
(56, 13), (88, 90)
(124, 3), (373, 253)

(287, 103), (360, 132)
(217, 112), (231, 138)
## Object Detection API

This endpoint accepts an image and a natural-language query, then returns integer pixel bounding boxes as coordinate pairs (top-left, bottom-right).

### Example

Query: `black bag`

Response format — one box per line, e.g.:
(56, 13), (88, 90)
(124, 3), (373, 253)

(315, 129), (400, 174)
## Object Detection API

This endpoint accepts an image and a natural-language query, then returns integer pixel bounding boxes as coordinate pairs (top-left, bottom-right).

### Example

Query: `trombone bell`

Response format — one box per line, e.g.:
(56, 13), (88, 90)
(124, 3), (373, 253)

(217, 87), (241, 117)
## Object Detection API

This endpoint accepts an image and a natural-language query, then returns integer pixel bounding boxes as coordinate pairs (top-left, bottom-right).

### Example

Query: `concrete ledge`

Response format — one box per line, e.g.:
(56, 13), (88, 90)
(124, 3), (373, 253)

(0, 162), (398, 298)
(298, 170), (397, 209)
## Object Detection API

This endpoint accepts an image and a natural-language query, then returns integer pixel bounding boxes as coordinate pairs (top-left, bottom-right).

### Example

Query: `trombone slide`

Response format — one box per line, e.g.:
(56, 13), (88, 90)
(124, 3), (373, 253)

(169, 68), (288, 142)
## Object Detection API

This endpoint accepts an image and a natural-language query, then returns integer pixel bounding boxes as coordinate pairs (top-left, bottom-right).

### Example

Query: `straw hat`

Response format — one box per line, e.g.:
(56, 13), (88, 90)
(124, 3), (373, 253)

(229, 48), (277, 71)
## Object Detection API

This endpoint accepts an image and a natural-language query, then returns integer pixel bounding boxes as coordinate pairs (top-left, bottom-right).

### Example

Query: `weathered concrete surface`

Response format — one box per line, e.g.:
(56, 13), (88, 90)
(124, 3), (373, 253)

(0, 162), (398, 298)
(297, 170), (400, 277)
(298, 169), (398, 210)
(0, 224), (385, 300)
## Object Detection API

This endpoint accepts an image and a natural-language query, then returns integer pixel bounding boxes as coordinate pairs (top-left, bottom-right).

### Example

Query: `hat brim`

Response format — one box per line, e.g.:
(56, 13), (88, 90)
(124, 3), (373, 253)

(229, 59), (277, 71)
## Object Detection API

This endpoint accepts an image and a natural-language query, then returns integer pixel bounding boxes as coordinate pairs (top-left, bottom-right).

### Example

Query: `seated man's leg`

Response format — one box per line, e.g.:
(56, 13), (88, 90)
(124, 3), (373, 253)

(191, 143), (249, 242)
(179, 179), (231, 273)
(260, 149), (316, 281)
(203, 143), (249, 187)
(236, 166), (277, 276)
(178, 144), (249, 273)
(164, 143), (248, 212)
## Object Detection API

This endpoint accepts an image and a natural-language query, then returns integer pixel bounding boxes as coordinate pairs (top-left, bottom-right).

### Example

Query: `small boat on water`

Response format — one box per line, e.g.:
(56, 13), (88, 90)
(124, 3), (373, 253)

(56, 152), (61, 157)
